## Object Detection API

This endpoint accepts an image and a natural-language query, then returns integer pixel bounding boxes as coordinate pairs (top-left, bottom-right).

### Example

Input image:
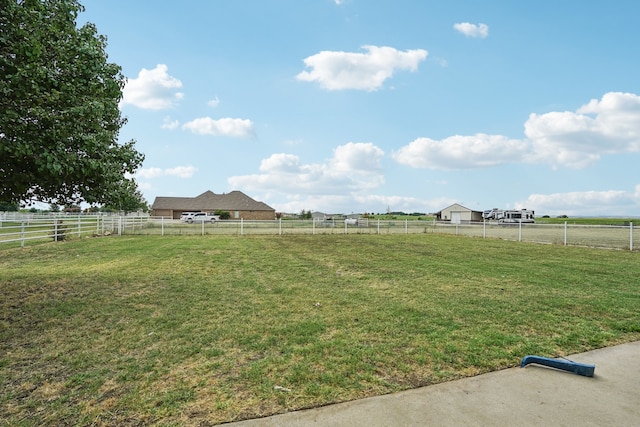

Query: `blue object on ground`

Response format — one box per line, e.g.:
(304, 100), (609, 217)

(520, 355), (595, 377)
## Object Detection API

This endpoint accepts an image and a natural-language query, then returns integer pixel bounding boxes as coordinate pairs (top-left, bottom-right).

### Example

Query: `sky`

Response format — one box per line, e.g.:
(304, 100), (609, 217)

(78, 0), (640, 217)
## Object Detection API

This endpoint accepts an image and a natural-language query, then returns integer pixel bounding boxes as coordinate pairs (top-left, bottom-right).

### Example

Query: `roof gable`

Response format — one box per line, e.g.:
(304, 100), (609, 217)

(439, 203), (472, 213)
(152, 190), (274, 211)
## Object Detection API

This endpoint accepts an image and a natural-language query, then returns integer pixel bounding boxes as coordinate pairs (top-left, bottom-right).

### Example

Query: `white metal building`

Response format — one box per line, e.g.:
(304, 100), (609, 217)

(436, 203), (484, 224)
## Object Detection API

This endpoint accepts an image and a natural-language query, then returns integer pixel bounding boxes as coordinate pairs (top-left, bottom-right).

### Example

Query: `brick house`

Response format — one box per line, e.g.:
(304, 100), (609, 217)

(151, 190), (276, 220)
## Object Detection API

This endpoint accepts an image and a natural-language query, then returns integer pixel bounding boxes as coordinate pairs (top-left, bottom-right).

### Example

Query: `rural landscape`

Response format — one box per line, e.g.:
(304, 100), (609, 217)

(2, 1), (640, 425)
(1, 233), (639, 425)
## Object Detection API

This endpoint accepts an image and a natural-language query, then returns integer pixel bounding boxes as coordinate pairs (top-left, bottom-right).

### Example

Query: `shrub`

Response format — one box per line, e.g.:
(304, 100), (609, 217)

(215, 210), (231, 220)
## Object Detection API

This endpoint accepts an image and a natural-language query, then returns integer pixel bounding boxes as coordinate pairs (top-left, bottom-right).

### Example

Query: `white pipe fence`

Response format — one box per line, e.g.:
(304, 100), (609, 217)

(0, 214), (638, 252)
(0, 214), (148, 247)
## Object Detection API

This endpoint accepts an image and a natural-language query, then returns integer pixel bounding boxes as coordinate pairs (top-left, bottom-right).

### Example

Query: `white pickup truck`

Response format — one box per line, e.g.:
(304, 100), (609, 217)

(181, 212), (220, 223)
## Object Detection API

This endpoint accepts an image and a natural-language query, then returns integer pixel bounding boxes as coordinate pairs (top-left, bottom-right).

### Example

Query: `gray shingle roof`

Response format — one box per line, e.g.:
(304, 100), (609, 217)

(151, 191), (274, 211)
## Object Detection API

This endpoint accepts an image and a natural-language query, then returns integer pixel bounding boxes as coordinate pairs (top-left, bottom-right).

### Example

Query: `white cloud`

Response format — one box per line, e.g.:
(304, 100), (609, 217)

(393, 134), (530, 169)
(229, 142), (385, 197)
(207, 97), (220, 108)
(224, 142), (458, 214)
(136, 165), (197, 179)
(136, 167), (164, 179)
(454, 22), (489, 38)
(182, 117), (255, 138)
(296, 45), (428, 91)
(394, 92), (640, 170)
(259, 153), (303, 173)
(525, 92), (640, 168)
(331, 142), (384, 173)
(166, 166), (198, 178)
(516, 185), (640, 216)
(161, 116), (179, 130)
(121, 64), (184, 110)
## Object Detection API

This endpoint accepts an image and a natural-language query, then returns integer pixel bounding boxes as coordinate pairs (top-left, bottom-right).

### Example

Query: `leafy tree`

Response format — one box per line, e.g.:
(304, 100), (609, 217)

(102, 179), (149, 213)
(299, 209), (312, 220)
(0, 0), (144, 206)
(0, 201), (19, 211)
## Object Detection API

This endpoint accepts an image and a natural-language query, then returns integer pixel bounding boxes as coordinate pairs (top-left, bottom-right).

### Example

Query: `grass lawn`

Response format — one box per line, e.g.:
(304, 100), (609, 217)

(1, 234), (639, 425)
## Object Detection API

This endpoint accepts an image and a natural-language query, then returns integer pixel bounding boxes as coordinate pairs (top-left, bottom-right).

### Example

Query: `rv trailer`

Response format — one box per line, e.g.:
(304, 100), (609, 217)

(482, 208), (535, 223)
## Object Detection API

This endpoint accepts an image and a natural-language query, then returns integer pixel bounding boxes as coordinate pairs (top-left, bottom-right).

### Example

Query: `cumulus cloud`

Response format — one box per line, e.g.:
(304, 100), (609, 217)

(296, 45), (428, 91)
(182, 117), (255, 138)
(136, 165), (197, 179)
(454, 22), (489, 38)
(224, 142), (459, 214)
(161, 116), (179, 130)
(516, 185), (640, 216)
(121, 64), (184, 110)
(525, 92), (640, 168)
(259, 153), (303, 174)
(331, 142), (385, 172)
(393, 134), (530, 169)
(229, 142), (385, 196)
(394, 92), (640, 170)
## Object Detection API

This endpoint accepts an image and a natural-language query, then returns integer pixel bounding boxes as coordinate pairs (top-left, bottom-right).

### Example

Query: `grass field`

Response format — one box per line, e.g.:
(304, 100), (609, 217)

(1, 234), (639, 425)
(535, 217), (638, 226)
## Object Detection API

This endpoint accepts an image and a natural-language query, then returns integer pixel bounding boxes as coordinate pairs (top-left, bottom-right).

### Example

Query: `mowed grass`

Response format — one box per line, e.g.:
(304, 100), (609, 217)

(1, 235), (639, 425)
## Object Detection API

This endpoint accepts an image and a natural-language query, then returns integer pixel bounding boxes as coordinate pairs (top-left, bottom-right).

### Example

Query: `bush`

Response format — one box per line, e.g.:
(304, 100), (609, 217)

(215, 210), (231, 220)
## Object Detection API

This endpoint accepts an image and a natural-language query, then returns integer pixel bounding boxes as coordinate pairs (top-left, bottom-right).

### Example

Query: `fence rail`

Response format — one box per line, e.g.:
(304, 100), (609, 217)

(0, 214), (637, 251)
(0, 214), (147, 248)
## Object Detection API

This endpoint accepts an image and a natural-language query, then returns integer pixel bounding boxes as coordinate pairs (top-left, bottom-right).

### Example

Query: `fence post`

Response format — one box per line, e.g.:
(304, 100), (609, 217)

(78, 215), (81, 238)
(161, 217), (165, 236)
(519, 221), (522, 242)
(279, 218), (282, 235)
(240, 218), (244, 236)
(21, 221), (25, 247)
(377, 219), (380, 235)
(405, 219), (408, 234)
(630, 222), (634, 252)
(312, 219), (315, 235)
(564, 221), (567, 246)
(483, 220), (486, 239)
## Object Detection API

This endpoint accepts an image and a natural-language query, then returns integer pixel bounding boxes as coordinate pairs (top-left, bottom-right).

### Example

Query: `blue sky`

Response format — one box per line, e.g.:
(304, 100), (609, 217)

(80, 0), (640, 216)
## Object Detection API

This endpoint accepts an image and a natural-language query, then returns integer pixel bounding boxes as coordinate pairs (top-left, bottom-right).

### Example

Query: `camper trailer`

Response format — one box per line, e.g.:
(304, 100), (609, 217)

(483, 208), (535, 223)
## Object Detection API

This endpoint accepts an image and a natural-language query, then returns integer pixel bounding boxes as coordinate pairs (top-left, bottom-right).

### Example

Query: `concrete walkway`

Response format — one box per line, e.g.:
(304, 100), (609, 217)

(227, 340), (640, 426)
